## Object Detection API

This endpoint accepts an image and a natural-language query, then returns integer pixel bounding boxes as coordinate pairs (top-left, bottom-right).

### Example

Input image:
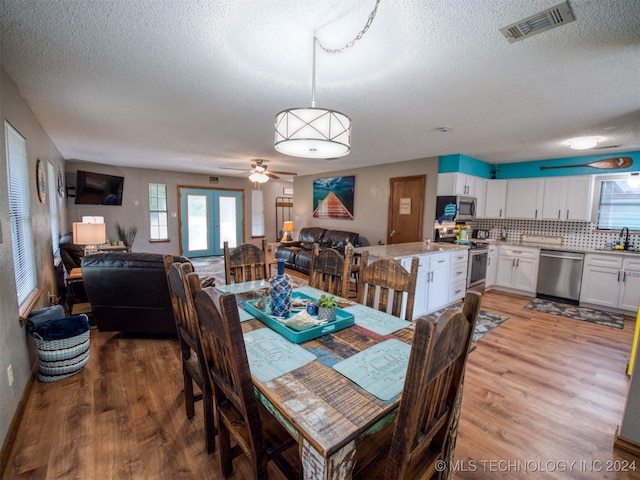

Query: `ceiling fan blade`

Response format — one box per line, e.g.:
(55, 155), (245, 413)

(220, 166), (250, 172)
(266, 172), (280, 180)
(268, 170), (298, 176)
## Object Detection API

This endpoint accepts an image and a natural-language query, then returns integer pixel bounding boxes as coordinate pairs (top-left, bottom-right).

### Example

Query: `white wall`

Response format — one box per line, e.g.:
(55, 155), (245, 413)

(1, 68), (67, 450)
(65, 161), (292, 254)
(291, 156), (440, 246)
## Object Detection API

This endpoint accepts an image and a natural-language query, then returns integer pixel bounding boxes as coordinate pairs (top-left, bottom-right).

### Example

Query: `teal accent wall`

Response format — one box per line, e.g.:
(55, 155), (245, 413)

(439, 151), (640, 179)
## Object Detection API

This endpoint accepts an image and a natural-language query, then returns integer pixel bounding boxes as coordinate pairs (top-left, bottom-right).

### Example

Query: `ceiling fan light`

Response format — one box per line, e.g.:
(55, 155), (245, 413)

(249, 171), (269, 183)
(275, 107), (351, 159)
(567, 136), (600, 150)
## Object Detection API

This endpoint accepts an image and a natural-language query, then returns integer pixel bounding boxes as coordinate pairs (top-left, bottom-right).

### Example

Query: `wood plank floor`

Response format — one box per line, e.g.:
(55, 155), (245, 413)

(3, 289), (638, 479)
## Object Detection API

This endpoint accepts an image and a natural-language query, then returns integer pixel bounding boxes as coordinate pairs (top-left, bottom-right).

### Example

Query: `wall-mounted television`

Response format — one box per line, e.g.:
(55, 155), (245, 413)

(74, 170), (124, 205)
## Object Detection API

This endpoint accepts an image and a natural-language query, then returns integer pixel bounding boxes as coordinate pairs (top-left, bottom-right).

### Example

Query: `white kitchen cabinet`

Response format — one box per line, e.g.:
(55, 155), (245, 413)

(449, 250), (469, 303)
(505, 178), (544, 219)
(581, 254), (640, 312)
(484, 180), (507, 218)
(495, 245), (540, 294)
(401, 251), (451, 318)
(473, 177), (487, 218)
(437, 173), (474, 196)
(541, 176), (594, 221)
(486, 244), (498, 289)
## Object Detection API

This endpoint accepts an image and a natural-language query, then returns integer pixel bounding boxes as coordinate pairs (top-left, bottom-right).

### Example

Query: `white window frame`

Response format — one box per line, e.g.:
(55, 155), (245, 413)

(593, 173), (640, 232)
(251, 189), (265, 237)
(5, 121), (37, 306)
(149, 183), (169, 241)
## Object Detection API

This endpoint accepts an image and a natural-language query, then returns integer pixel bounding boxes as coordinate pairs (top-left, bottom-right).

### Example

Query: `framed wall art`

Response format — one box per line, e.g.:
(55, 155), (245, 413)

(312, 175), (355, 220)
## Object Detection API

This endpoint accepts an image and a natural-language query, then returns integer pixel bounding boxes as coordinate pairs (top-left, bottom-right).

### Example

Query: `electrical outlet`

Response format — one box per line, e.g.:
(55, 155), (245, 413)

(7, 365), (14, 387)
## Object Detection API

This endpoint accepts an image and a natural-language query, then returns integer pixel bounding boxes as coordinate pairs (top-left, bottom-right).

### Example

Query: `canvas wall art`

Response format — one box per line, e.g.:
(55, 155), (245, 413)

(313, 176), (355, 220)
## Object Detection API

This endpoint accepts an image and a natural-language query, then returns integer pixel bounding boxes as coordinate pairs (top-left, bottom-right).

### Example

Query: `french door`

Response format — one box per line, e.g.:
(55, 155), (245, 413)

(179, 187), (243, 257)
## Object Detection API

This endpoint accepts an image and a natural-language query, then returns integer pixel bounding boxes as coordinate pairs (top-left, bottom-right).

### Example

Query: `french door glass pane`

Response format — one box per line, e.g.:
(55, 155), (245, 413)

(187, 194), (208, 251)
(219, 196), (237, 249)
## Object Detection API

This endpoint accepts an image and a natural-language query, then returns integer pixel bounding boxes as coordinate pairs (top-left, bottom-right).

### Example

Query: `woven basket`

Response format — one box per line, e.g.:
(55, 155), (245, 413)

(32, 314), (90, 382)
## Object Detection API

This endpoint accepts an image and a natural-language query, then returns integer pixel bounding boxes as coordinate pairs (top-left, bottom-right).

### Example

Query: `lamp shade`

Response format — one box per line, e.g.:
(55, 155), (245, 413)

(72, 222), (106, 246)
(283, 221), (295, 232)
(275, 107), (351, 159)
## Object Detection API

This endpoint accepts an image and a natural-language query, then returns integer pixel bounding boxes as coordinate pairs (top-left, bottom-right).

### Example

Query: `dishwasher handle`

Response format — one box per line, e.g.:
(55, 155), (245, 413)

(540, 252), (584, 261)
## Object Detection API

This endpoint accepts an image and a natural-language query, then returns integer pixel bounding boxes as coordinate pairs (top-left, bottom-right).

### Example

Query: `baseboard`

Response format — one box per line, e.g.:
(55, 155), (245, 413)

(0, 361), (37, 478)
(614, 427), (640, 458)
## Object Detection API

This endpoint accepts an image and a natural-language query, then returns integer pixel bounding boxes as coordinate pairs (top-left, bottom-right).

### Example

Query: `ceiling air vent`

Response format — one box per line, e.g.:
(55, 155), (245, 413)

(500, 1), (576, 43)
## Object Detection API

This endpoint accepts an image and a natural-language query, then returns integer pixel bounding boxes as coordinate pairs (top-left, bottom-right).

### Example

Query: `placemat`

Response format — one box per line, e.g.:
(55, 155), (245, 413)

(244, 328), (316, 382)
(333, 338), (411, 401)
(343, 304), (412, 336)
(238, 307), (255, 322)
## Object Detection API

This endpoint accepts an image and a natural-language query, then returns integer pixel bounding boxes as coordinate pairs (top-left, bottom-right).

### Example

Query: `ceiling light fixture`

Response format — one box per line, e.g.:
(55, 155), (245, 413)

(248, 171), (269, 183)
(274, 0), (380, 159)
(567, 136), (600, 150)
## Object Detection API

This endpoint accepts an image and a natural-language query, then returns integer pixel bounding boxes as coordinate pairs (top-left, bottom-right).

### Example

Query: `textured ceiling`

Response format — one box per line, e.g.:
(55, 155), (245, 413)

(2, 0), (640, 178)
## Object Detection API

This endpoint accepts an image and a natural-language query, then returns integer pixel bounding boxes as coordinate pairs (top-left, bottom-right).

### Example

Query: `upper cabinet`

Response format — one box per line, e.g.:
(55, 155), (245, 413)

(437, 173), (476, 196)
(484, 179), (507, 218)
(541, 176), (594, 221)
(505, 178), (544, 219)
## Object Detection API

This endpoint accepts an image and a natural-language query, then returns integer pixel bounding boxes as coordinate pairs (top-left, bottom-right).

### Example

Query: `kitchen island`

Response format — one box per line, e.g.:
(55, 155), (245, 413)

(354, 242), (469, 319)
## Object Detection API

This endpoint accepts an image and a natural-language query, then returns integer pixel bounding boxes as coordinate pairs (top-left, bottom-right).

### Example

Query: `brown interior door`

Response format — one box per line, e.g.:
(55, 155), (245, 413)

(387, 175), (426, 245)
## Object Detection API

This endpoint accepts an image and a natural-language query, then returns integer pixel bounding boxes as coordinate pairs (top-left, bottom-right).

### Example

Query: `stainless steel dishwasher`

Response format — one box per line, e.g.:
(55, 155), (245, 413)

(536, 249), (585, 304)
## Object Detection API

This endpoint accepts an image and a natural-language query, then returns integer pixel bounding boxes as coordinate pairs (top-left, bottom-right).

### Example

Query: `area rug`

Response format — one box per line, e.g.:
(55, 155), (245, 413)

(429, 305), (508, 342)
(524, 297), (624, 329)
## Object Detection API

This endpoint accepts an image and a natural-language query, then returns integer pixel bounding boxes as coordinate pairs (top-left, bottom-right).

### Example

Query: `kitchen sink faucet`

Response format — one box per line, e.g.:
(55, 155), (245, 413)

(619, 227), (630, 250)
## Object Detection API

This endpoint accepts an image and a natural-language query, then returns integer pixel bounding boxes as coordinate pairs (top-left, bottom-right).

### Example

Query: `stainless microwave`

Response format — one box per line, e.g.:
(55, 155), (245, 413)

(436, 195), (477, 222)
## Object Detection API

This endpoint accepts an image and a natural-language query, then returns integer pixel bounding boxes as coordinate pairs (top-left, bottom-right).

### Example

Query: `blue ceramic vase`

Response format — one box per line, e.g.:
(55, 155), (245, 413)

(270, 259), (292, 318)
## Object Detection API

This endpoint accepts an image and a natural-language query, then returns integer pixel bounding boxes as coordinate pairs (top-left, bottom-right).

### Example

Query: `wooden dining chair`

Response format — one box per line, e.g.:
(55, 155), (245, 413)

(163, 256), (216, 454)
(308, 243), (354, 297)
(223, 240), (268, 285)
(356, 252), (419, 321)
(193, 286), (301, 480)
(354, 290), (482, 480)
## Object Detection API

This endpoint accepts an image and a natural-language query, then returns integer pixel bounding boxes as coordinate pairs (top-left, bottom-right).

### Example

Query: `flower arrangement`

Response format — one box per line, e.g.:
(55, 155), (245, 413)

(316, 295), (337, 322)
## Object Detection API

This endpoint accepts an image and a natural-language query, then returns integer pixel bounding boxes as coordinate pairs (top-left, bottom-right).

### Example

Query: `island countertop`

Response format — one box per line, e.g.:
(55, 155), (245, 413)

(353, 241), (469, 259)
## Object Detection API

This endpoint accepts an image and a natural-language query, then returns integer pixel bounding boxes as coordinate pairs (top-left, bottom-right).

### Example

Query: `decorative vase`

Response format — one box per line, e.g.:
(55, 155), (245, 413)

(317, 307), (336, 322)
(270, 259), (292, 318)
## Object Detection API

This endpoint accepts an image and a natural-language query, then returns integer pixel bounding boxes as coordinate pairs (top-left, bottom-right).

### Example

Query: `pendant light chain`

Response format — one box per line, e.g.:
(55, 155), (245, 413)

(315, 0), (381, 54)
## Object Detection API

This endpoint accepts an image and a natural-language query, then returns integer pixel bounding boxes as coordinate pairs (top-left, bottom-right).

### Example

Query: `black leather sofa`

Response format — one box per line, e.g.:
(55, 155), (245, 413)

(275, 227), (359, 274)
(81, 252), (190, 335)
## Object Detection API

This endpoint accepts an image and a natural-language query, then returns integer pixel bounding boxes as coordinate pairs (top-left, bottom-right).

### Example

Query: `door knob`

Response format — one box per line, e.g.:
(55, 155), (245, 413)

(390, 230), (398, 237)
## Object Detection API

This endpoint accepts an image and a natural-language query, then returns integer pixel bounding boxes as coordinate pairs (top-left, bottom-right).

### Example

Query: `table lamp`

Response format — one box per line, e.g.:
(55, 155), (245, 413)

(282, 221), (294, 242)
(73, 222), (106, 255)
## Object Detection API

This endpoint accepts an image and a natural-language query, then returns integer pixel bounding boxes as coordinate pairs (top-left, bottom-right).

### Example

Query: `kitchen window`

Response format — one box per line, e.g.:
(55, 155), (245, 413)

(595, 174), (640, 231)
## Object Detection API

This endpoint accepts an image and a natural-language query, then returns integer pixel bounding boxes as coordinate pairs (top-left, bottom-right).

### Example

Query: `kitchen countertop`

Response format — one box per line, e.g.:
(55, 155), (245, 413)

(474, 239), (640, 257)
(353, 241), (468, 259)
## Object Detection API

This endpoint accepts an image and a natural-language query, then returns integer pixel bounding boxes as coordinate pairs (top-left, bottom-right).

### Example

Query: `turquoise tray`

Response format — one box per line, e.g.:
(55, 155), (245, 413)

(242, 292), (354, 344)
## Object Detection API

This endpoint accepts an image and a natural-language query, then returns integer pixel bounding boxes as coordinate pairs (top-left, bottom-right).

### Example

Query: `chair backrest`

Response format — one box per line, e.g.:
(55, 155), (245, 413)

(385, 290), (481, 479)
(309, 243), (353, 297)
(356, 252), (419, 321)
(194, 287), (268, 476)
(164, 255), (201, 348)
(224, 240), (268, 284)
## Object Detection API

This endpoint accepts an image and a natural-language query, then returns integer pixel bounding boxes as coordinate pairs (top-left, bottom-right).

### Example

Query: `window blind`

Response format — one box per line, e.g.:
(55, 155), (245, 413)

(5, 121), (37, 304)
(596, 178), (640, 231)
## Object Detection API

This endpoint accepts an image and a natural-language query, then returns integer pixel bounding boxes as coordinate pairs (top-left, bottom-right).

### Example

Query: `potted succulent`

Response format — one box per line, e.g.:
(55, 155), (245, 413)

(316, 294), (337, 322)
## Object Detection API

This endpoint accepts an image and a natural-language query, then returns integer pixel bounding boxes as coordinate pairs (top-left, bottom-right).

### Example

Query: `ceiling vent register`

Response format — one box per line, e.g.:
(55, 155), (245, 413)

(500, 1), (576, 43)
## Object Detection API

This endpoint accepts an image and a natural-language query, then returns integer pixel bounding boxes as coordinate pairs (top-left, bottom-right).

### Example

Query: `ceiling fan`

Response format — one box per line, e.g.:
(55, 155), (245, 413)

(221, 159), (297, 182)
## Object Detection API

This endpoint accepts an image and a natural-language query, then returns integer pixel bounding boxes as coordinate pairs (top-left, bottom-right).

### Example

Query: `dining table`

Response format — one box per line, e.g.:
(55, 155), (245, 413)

(215, 279), (419, 480)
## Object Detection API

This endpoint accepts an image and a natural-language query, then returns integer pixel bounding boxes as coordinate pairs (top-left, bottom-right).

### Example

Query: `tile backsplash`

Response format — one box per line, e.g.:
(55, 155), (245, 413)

(472, 219), (638, 251)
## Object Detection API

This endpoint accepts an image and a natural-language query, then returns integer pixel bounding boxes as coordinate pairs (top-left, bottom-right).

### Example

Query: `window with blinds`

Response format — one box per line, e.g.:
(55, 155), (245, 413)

(596, 175), (640, 231)
(149, 183), (169, 241)
(5, 121), (37, 305)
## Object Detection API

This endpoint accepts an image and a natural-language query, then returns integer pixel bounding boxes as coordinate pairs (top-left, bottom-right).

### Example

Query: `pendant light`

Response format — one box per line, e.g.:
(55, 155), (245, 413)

(274, 38), (352, 159)
(274, 0), (380, 159)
